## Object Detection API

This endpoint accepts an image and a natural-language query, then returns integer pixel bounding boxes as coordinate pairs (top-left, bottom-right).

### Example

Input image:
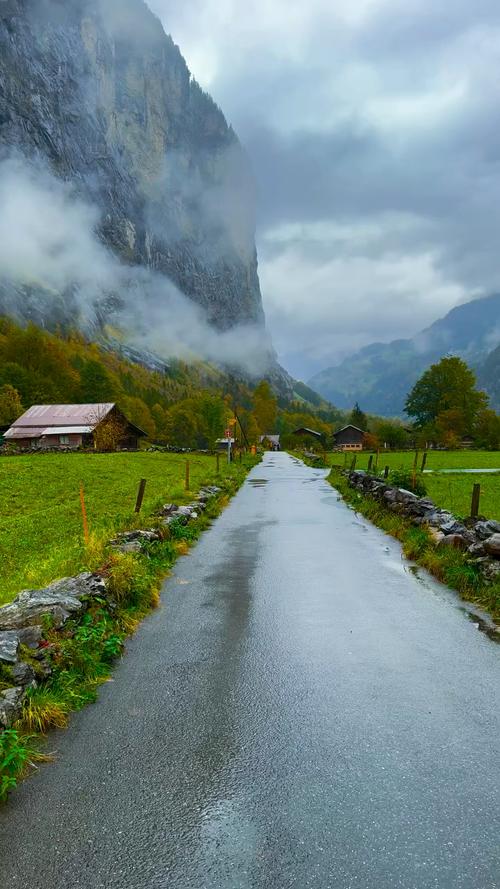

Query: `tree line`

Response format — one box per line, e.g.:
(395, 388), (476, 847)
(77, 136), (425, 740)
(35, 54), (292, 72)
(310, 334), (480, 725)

(348, 355), (500, 450)
(0, 319), (341, 450)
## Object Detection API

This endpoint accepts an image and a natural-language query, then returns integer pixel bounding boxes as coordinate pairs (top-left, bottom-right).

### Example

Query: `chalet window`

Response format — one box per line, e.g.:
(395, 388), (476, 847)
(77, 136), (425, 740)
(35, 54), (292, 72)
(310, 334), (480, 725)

(59, 435), (70, 445)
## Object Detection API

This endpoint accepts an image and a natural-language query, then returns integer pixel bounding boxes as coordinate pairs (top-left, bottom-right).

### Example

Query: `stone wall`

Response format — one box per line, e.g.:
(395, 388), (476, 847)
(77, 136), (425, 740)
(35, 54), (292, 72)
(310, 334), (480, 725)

(346, 469), (500, 585)
(0, 484), (221, 730)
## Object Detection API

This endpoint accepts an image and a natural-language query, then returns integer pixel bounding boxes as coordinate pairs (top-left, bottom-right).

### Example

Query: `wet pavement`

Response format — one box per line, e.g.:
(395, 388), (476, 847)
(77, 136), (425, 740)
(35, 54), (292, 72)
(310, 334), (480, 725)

(1, 452), (500, 889)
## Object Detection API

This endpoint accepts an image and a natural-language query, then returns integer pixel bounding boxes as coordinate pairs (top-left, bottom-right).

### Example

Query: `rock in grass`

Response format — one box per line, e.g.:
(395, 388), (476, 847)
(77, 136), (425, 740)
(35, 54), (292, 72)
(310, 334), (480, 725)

(474, 520), (500, 540)
(17, 626), (43, 650)
(468, 542), (486, 557)
(112, 541), (142, 555)
(428, 528), (445, 546)
(11, 662), (36, 687)
(438, 533), (469, 551)
(484, 534), (500, 559)
(0, 631), (20, 664)
(0, 573), (107, 631)
(480, 560), (500, 581)
(0, 687), (25, 728)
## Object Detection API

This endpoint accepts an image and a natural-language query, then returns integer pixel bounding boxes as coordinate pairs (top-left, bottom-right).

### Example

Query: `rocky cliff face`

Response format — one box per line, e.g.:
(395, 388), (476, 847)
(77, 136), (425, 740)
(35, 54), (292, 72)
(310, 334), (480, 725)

(0, 0), (265, 343)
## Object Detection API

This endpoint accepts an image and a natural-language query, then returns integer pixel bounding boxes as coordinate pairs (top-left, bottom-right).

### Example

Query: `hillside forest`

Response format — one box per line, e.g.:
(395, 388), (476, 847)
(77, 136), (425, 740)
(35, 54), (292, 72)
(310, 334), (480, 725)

(0, 318), (343, 450)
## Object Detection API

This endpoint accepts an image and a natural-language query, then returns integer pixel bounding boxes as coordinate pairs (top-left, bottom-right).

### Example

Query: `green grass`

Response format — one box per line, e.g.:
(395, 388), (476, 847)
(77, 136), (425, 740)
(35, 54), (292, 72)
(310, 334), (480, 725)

(330, 448), (500, 472)
(324, 450), (500, 521)
(424, 473), (500, 521)
(0, 451), (247, 604)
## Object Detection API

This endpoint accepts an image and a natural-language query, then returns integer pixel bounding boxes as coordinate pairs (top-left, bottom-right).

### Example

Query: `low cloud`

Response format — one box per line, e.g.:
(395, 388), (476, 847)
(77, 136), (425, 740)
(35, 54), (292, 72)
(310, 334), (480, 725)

(0, 155), (272, 375)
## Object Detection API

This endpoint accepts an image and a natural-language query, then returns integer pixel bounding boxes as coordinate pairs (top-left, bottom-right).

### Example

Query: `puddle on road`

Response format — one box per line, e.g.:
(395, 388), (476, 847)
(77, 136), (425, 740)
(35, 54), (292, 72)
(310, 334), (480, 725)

(248, 479), (268, 488)
(409, 565), (500, 644)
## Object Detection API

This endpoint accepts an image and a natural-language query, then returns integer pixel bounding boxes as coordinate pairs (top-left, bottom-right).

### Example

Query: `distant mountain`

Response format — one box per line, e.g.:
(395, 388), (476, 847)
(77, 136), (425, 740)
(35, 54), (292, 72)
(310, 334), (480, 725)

(308, 294), (500, 416)
(478, 344), (500, 411)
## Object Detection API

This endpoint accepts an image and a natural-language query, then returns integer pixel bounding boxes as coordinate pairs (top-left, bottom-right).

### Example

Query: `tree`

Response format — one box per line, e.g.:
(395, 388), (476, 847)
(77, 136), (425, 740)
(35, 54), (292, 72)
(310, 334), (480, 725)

(475, 408), (500, 450)
(363, 432), (380, 451)
(164, 404), (198, 449)
(93, 413), (128, 452)
(79, 360), (117, 403)
(373, 420), (409, 450)
(405, 357), (488, 434)
(349, 402), (368, 431)
(0, 385), (23, 425)
(121, 397), (156, 440)
(252, 380), (277, 434)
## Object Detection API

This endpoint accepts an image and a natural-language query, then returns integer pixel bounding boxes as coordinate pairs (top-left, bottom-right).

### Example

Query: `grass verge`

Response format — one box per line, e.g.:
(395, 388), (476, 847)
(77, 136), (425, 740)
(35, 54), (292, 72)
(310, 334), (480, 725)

(0, 451), (247, 604)
(1, 458), (257, 801)
(327, 466), (500, 624)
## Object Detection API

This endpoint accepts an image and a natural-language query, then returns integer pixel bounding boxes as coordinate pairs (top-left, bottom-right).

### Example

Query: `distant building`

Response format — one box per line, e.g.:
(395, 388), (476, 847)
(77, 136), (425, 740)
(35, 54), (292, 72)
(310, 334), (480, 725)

(259, 434), (280, 451)
(4, 404), (146, 451)
(460, 435), (476, 450)
(292, 427), (324, 440)
(333, 425), (365, 451)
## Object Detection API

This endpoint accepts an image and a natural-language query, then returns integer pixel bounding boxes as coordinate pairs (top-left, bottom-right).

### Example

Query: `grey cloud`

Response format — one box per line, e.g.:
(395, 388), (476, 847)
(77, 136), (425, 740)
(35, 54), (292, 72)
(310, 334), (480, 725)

(143, 3), (500, 374)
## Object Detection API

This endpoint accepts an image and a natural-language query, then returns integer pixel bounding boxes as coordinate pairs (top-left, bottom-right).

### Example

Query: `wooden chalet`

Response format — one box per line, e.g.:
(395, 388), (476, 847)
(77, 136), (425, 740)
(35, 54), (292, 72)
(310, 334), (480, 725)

(333, 424), (365, 451)
(4, 404), (146, 451)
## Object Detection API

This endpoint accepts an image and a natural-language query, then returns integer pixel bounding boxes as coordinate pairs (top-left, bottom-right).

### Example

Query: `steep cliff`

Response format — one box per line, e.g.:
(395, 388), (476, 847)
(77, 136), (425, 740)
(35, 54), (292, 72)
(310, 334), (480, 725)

(0, 0), (266, 354)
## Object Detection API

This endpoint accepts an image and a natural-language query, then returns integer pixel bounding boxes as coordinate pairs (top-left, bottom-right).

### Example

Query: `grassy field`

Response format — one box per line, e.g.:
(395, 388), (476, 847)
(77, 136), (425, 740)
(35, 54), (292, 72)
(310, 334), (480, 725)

(330, 449), (500, 472)
(0, 451), (246, 604)
(325, 450), (500, 522)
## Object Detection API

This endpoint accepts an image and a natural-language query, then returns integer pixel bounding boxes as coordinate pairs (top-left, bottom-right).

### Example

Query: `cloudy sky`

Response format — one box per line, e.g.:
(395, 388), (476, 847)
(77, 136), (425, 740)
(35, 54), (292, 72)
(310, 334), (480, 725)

(147, 0), (500, 380)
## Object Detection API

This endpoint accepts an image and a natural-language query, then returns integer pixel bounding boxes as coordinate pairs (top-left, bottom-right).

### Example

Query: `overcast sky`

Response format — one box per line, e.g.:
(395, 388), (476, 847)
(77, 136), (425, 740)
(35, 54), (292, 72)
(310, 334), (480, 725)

(147, 0), (500, 380)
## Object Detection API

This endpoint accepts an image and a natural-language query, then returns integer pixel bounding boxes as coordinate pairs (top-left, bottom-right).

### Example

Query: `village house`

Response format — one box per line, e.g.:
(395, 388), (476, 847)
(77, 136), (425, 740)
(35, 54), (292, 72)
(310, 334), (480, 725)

(333, 424), (365, 451)
(292, 427), (324, 442)
(4, 404), (146, 451)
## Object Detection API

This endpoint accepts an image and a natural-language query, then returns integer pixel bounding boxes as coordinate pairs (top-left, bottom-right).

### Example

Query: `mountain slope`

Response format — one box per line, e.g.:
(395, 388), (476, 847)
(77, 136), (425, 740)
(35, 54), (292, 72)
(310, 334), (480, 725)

(0, 0), (267, 363)
(309, 294), (500, 415)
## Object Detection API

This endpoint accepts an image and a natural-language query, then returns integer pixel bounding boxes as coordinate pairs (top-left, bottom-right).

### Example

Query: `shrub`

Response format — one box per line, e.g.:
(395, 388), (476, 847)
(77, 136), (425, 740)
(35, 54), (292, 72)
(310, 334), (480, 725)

(388, 468), (427, 497)
(0, 730), (29, 801)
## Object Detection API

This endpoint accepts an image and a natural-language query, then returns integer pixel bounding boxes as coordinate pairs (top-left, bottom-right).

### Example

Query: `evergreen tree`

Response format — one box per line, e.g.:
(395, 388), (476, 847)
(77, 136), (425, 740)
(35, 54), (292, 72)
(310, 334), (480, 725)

(349, 402), (368, 430)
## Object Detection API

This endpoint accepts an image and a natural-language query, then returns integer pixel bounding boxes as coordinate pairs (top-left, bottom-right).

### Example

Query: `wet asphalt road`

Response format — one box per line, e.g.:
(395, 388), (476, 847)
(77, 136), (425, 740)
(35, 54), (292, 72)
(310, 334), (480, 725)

(1, 452), (500, 889)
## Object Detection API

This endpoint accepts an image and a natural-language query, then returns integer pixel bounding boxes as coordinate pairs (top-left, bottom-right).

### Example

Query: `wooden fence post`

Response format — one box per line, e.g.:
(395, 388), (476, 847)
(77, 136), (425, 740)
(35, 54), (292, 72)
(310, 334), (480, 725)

(421, 452), (428, 472)
(470, 483), (481, 519)
(135, 478), (147, 514)
(185, 460), (190, 491)
(367, 455), (373, 473)
(350, 455), (357, 471)
(413, 450), (419, 471)
(384, 465), (390, 479)
(80, 484), (90, 545)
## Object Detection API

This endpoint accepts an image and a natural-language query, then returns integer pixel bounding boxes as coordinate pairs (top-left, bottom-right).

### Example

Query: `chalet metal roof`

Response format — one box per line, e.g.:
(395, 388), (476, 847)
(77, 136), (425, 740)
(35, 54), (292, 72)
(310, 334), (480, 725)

(333, 425), (365, 436)
(293, 427), (323, 438)
(5, 404), (147, 440)
(12, 404), (115, 428)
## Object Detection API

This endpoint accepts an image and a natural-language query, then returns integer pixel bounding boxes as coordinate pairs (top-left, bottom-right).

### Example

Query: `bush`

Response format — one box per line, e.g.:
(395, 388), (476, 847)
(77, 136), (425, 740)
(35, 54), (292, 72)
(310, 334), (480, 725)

(386, 468), (427, 497)
(0, 730), (29, 801)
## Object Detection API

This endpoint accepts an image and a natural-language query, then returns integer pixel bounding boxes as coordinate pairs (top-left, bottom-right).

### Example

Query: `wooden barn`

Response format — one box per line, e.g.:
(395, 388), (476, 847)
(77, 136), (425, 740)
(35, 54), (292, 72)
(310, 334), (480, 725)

(333, 425), (365, 451)
(4, 403), (146, 451)
(293, 427), (324, 441)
